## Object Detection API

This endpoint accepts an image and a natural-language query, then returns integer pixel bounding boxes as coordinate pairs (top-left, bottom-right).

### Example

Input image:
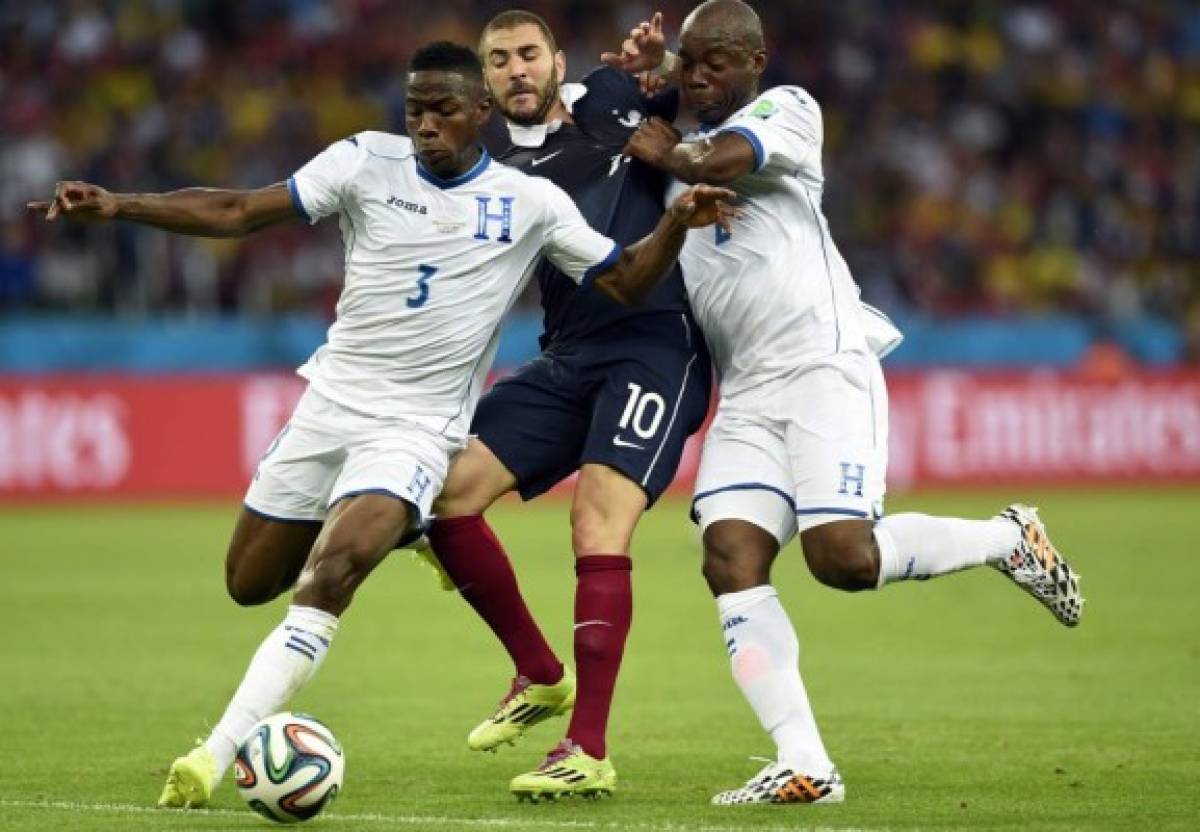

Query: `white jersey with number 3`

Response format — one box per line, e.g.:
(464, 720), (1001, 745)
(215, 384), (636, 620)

(288, 131), (619, 441)
(667, 87), (900, 407)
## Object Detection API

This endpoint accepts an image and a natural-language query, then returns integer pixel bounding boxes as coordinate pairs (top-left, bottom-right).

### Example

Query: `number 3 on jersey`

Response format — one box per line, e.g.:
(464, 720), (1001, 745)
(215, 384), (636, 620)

(406, 264), (438, 309)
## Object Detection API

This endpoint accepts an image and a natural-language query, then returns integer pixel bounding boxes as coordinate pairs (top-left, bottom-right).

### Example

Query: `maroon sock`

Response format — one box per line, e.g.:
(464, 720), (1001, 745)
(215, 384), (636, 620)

(565, 554), (633, 760)
(428, 516), (562, 685)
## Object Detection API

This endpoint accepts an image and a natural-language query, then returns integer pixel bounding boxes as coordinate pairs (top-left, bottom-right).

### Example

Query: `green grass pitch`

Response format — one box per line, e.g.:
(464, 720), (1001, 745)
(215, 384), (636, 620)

(2, 489), (1198, 831)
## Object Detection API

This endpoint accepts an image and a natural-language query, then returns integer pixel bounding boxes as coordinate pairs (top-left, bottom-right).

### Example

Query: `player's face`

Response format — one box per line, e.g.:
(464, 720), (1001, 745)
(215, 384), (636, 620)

(480, 23), (565, 125)
(405, 71), (492, 178)
(677, 31), (765, 125)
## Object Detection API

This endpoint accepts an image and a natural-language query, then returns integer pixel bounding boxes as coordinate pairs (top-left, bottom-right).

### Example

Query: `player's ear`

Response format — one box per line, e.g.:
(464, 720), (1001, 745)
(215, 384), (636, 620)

(554, 49), (566, 84)
(751, 48), (767, 77)
(474, 91), (493, 127)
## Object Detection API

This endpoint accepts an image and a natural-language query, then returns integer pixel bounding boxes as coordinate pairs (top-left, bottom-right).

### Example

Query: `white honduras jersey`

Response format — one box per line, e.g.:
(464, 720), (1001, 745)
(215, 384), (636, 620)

(289, 131), (619, 440)
(667, 87), (901, 404)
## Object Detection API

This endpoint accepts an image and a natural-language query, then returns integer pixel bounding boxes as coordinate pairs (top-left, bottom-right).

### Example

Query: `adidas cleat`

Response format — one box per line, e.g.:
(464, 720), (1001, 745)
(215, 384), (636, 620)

(468, 669), (576, 752)
(996, 504), (1085, 627)
(712, 759), (844, 805)
(157, 743), (218, 809)
(510, 740), (616, 802)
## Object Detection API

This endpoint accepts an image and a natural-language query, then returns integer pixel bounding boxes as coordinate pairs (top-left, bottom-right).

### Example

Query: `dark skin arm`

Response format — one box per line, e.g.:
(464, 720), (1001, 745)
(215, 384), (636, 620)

(624, 117), (758, 187)
(592, 183), (737, 306)
(26, 181), (298, 238)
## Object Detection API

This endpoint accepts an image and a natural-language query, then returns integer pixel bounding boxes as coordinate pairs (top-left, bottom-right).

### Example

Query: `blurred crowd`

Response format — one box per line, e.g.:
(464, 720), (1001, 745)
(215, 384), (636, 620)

(1, 0), (1198, 358)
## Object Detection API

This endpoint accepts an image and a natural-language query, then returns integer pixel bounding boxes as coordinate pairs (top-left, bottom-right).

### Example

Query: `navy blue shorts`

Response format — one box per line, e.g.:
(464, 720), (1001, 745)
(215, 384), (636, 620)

(472, 330), (711, 506)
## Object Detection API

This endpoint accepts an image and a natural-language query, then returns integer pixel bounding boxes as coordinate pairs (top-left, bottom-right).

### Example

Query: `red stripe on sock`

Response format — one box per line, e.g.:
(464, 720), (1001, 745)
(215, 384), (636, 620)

(428, 516), (563, 685)
(566, 554), (633, 760)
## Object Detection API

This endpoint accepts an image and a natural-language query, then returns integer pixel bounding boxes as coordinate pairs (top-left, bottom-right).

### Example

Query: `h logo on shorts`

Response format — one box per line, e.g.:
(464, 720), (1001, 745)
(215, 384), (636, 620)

(838, 462), (865, 497)
(406, 466), (432, 503)
(474, 196), (513, 243)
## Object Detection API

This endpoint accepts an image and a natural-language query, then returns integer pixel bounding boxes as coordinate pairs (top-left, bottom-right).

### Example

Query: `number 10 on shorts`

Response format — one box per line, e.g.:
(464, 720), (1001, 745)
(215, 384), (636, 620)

(618, 383), (665, 440)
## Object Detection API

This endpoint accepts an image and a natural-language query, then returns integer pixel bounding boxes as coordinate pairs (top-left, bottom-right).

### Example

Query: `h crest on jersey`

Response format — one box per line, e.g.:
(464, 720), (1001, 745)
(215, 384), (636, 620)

(474, 196), (514, 243)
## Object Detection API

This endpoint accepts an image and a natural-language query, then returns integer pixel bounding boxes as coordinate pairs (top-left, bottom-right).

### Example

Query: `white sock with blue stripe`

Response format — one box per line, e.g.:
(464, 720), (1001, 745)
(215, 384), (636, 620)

(874, 513), (1021, 587)
(717, 586), (833, 775)
(203, 605), (338, 778)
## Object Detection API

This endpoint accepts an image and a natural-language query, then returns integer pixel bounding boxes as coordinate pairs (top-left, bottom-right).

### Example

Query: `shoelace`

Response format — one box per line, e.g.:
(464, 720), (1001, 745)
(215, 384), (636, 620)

(538, 739), (580, 770)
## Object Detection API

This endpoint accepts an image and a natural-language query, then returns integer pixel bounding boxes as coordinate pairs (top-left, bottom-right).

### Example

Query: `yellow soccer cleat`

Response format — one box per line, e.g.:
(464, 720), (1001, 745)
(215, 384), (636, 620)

(157, 743), (218, 809)
(468, 669), (576, 752)
(510, 740), (616, 802)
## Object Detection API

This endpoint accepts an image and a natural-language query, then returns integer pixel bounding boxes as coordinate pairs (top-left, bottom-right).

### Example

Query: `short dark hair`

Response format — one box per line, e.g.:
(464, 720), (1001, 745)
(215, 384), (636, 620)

(409, 41), (484, 80)
(479, 10), (557, 55)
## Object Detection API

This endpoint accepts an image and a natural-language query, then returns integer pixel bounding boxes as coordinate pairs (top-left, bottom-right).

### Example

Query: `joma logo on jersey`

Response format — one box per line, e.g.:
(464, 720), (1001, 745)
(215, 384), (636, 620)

(386, 196), (427, 215)
(475, 196), (514, 243)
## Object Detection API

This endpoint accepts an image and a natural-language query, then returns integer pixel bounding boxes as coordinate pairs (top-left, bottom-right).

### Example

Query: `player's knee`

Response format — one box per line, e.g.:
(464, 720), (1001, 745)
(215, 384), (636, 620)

(432, 481), (491, 518)
(301, 541), (378, 607)
(225, 546), (284, 606)
(803, 527), (878, 592)
(570, 504), (634, 555)
(225, 567), (280, 607)
(701, 532), (771, 596)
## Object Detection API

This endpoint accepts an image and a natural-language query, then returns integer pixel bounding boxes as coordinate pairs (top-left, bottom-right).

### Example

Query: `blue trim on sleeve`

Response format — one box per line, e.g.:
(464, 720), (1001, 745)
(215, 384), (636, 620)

(717, 125), (767, 172)
(416, 149), (492, 190)
(580, 242), (623, 289)
(286, 177), (311, 223)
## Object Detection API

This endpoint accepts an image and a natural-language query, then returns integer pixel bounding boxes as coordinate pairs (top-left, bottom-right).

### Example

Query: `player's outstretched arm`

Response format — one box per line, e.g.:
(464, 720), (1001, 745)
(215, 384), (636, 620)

(624, 118), (756, 186)
(593, 184), (737, 306)
(26, 181), (297, 238)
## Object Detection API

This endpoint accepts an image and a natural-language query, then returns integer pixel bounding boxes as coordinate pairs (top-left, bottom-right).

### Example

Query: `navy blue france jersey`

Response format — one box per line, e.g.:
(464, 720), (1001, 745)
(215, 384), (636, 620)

(486, 67), (692, 348)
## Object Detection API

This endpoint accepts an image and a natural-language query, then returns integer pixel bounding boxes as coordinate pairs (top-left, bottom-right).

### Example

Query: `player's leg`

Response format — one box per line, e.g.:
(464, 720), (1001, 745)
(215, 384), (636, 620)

(694, 411), (843, 806)
(558, 463), (644, 755)
(160, 408), (433, 810)
(792, 354), (1084, 625)
(432, 358), (588, 751)
(169, 493), (413, 808)
(160, 392), (350, 809)
(431, 436), (576, 751)
(224, 509), (320, 606)
(223, 395), (342, 607)
(511, 346), (709, 800)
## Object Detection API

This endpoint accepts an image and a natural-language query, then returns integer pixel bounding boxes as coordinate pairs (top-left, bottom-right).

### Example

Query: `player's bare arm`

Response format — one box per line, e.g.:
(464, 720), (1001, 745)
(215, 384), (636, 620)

(26, 181), (297, 238)
(592, 183), (736, 305)
(625, 117), (756, 186)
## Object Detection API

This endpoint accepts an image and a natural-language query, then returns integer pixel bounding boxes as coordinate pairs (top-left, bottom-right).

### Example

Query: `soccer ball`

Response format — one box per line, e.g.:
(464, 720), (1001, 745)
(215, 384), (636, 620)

(234, 712), (344, 824)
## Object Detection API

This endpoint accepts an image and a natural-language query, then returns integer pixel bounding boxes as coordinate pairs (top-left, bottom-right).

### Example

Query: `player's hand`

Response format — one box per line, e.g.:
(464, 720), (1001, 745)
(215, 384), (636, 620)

(601, 11), (667, 74)
(636, 71), (668, 99)
(623, 117), (681, 168)
(26, 181), (118, 222)
(669, 184), (740, 231)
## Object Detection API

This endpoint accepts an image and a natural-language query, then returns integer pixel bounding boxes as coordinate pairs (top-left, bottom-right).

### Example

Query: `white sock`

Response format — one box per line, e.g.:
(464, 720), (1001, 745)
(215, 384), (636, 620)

(203, 605), (339, 778)
(874, 513), (1020, 588)
(716, 586), (833, 774)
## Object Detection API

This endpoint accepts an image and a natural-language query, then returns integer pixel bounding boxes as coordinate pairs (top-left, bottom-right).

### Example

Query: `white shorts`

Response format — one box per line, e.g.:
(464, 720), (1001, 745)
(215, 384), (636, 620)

(244, 386), (458, 525)
(692, 351), (888, 546)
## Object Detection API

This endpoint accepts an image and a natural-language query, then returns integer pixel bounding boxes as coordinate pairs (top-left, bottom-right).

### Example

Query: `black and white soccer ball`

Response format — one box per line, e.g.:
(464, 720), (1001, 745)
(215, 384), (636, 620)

(234, 712), (344, 824)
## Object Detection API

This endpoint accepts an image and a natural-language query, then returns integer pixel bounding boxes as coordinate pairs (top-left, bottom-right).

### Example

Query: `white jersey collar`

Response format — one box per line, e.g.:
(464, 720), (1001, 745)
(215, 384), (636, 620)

(506, 82), (587, 148)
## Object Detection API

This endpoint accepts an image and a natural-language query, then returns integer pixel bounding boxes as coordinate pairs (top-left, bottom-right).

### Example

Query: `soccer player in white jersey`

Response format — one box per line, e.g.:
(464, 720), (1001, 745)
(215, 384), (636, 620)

(29, 41), (736, 809)
(610, 1), (1086, 805)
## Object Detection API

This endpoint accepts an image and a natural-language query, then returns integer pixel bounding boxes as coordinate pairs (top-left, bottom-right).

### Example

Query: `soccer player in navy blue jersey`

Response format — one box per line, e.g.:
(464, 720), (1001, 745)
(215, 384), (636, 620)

(423, 10), (713, 799)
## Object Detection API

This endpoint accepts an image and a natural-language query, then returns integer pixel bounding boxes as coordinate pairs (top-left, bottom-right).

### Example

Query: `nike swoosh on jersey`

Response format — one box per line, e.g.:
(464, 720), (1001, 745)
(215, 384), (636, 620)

(530, 150), (564, 167)
(612, 434), (645, 450)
